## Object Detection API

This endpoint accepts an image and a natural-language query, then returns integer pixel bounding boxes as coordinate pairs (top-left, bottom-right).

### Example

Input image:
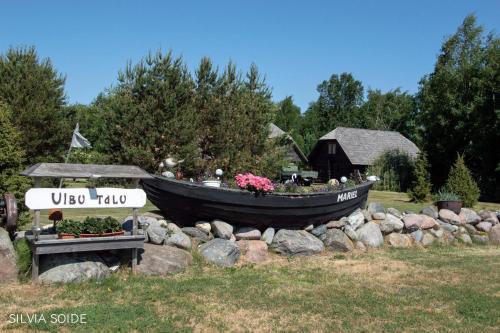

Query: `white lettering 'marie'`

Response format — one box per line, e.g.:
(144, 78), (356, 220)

(337, 190), (358, 202)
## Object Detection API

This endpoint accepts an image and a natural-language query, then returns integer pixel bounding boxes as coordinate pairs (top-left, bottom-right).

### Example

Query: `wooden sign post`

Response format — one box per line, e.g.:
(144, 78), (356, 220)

(21, 163), (154, 282)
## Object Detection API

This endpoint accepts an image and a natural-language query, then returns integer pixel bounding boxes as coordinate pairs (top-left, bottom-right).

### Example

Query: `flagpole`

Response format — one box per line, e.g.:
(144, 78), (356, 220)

(59, 143), (73, 188)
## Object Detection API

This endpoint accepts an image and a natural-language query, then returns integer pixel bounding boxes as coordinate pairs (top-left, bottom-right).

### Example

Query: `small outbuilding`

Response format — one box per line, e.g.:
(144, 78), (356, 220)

(308, 127), (420, 181)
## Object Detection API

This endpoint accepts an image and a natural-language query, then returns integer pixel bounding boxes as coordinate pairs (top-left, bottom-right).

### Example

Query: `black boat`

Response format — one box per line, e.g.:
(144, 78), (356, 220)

(141, 176), (374, 228)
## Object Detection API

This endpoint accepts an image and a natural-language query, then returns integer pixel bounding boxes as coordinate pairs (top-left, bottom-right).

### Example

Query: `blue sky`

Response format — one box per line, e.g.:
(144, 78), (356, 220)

(1, 1), (499, 111)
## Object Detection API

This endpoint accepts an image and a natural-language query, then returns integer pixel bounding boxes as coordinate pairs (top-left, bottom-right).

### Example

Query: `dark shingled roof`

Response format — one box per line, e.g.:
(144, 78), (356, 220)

(269, 123), (308, 164)
(315, 127), (420, 165)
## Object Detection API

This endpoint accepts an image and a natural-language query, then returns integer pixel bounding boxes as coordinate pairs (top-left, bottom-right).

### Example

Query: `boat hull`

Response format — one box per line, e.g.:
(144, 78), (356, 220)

(141, 176), (373, 228)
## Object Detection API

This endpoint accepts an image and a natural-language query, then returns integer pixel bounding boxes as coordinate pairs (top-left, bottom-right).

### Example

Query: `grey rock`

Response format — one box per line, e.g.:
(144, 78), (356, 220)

(147, 225), (167, 245)
(476, 222), (492, 233)
(411, 230), (424, 243)
(323, 229), (353, 252)
(421, 233), (435, 247)
(211, 220), (234, 240)
(357, 222), (384, 248)
(199, 239), (240, 267)
(311, 224), (327, 237)
(403, 214), (423, 230)
(362, 210), (373, 222)
(137, 244), (192, 275)
(464, 224), (478, 235)
(39, 253), (111, 283)
(471, 234), (489, 245)
(347, 209), (365, 230)
(420, 206), (438, 219)
(235, 227), (261, 240)
(490, 225), (500, 245)
(430, 228), (444, 239)
(271, 229), (324, 256)
(379, 214), (404, 234)
(386, 233), (413, 248)
(237, 240), (268, 263)
(459, 208), (481, 225)
(166, 222), (182, 234)
(437, 220), (459, 232)
(387, 208), (403, 219)
(439, 209), (463, 225)
(261, 227), (275, 245)
(457, 233), (472, 244)
(479, 210), (499, 225)
(367, 202), (385, 215)
(326, 219), (346, 229)
(343, 225), (358, 241)
(165, 232), (192, 250)
(122, 215), (160, 231)
(372, 212), (386, 220)
(0, 228), (17, 282)
(195, 221), (211, 234)
(182, 227), (212, 242)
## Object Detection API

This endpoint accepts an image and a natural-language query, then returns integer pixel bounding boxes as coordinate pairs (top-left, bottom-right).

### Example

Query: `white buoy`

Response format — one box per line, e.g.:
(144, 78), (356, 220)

(215, 169), (223, 177)
(340, 176), (347, 183)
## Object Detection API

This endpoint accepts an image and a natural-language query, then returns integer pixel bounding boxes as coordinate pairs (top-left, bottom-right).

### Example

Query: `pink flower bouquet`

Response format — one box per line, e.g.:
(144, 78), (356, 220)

(235, 173), (274, 194)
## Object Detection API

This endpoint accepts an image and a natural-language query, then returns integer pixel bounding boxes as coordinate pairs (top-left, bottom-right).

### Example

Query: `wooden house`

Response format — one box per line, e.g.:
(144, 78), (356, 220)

(308, 127), (420, 181)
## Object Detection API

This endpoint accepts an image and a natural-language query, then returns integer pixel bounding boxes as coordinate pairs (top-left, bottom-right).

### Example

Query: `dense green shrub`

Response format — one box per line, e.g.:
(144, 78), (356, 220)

(408, 152), (432, 202)
(366, 150), (415, 192)
(14, 238), (31, 282)
(57, 216), (122, 236)
(444, 154), (480, 207)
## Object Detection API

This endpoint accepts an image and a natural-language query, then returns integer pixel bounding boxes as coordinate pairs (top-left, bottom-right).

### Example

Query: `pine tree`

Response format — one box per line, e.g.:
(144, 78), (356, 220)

(407, 152), (432, 202)
(0, 103), (31, 210)
(445, 154), (480, 207)
(0, 46), (68, 163)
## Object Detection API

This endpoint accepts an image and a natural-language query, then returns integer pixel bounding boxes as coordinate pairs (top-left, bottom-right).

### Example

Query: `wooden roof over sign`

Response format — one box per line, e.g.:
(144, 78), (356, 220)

(21, 163), (154, 179)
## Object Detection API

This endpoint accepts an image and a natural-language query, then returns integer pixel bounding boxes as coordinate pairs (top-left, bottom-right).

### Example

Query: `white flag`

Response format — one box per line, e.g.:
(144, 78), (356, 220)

(70, 123), (92, 148)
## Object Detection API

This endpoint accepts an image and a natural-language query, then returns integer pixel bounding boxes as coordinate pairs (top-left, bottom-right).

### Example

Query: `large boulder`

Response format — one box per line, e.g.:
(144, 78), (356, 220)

(195, 221), (211, 234)
(137, 244), (192, 276)
(367, 202), (385, 215)
(459, 208), (481, 225)
(379, 214), (404, 234)
(437, 220), (459, 232)
(165, 232), (192, 250)
(0, 228), (17, 282)
(211, 220), (234, 240)
(357, 222), (384, 248)
(489, 225), (500, 245)
(346, 209), (365, 230)
(237, 240), (269, 263)
(420, 206), (438, 219)
(199, 239), (240, 267)
(479, 211), (499, 225)
(420, 215), (438, 230)
(476, 222), (493, 233)
(181, 227), (212, 243)
(343, 225), (358, 241)
(386, 233), (412, 248)
(387, 208), (403, 219)
(323, 229), (353, 252)
(439, 209), (464, 225)
(403, 214), (423, 230)
(421, 233), (435, 247)
(271, 230), (324, 256)
(261, 227), (275, 245)
(39, 253), (111, 283)
(147, 225), (167, 245)
(311, 224), (327, 237)
(326, 219), (346, 229)
(234, 227), (261, 240)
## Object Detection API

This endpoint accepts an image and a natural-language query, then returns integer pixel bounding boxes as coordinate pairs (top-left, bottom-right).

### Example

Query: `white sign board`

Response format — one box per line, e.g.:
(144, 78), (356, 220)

(25, 188), (147, 210)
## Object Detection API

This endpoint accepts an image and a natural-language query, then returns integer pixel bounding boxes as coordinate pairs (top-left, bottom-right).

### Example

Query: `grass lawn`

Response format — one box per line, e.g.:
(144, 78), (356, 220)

(1, 246), (499, 332)
(368, 190), (500, 213)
